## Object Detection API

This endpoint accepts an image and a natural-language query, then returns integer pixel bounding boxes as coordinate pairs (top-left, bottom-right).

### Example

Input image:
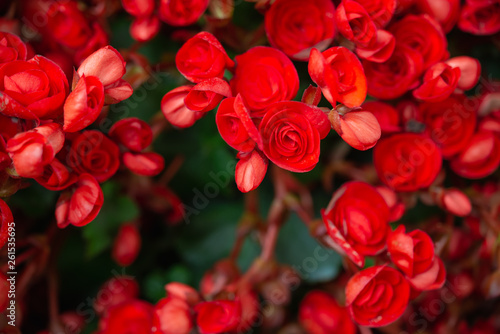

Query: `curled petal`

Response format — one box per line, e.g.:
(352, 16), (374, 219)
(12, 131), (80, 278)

(63, 74), (105, 133)
(161, 85), (204, 128)
(104, 79), (133, 104)
(413, 62), (461, 102)
(35, 158), (77, 191)
(216, 96), (260, 153)
(233, 95), (263, 150)
(356, 30), (395, 63)
(407, 256), (446, 291)
(55, 173), (104, 228)
(184, 78), (231, 112)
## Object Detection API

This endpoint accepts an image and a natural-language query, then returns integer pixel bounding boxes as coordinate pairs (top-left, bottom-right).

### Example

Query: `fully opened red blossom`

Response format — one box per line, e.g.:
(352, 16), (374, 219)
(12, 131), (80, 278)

(2, 0), (500, 333)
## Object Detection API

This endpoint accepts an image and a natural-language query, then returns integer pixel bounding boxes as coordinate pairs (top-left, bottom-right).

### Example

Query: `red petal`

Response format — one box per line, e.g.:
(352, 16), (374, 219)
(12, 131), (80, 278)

(161, 85), (204, 128)
(104, 79), (133, 104)
(77, 45), (126, 86)
(123, 152), (165, 177)
(301, 85), (323, 106)
(445, 56), (481, 90)
(234, 95), (263, 150)
(235, 150), (268, 193)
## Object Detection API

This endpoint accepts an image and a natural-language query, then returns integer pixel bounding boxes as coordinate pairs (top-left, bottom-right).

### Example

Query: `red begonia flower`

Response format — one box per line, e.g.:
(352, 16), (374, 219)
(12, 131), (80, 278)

(63, 74), (104, 132)
(299, 290), (357, 334)
(390, 14), (448, 69)
(419, 96), (477, 158)
(231, 46), (299, 116)
(353, 0), (396, 28)
(345, 265), (410, 327)
(195, 300), (241, 334)
(158, 0), (209, 27)
(363, 44), (423, 100)
(450, 131), (500, 179)
(67, 130), (120, 183)
(55, 173), (104, 228)
(309, 46), (367, 107)
(322, 181), (390, 267)
(336, 0), (377, 47)
(413, 62), (461, 102)
(0, 56), (69, 120)
(458, 1), (500, 35)
(259, 101), (329, 173)
(121, 0), (155, 17)
(184, 77), (232, 113)
(98, 300), (154, 334)
(0, 31), (27, 63)
(35, 158), (77, 191)
(175, 32), (233, 83)
(264, 0), (336, 61)
(6, 123), (64, 178)
(373, 133), (442, 191)
(109, 117), (153, 152)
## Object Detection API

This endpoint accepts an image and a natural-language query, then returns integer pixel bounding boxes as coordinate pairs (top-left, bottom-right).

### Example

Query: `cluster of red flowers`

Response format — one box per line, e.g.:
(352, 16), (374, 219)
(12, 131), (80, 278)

(1, 0), (500, 333)
(0, 33), (168, 231)
(158, 0), (499, 332)
(0, 0), (176, 240)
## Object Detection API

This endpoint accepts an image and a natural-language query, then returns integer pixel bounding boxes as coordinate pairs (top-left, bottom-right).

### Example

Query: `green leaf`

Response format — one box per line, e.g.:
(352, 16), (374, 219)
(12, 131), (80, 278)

(82, 182), (140, 259)
(275, 213), (341, 283)
(174, 200), (260, 283)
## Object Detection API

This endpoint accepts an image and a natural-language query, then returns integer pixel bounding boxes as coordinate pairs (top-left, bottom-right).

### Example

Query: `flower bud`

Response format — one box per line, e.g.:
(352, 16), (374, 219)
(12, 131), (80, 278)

(432, 187), (472, 217)
(329, 108), (381, 151)
(153, 297), (193, 334)
(112, 224), (141, 267)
